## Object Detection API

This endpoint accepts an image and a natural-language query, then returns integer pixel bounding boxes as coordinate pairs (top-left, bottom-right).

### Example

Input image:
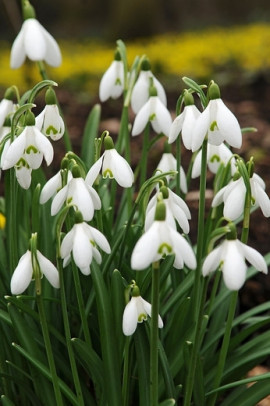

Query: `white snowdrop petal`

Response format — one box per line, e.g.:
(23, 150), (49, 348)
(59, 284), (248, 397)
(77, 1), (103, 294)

(191, 150), (202, 178)
(171, 205), (190, 234)
(202, 245), (223, 276)
(40, 172), (62, 204)
(170, 229), (196, 269)
(60, 229), (75, 259)
(34, 128), (54, 166)
(240, 242), (268, 274)
(72, 225), (93, 271)
(168, 113), (184, 144)
(37, 251), (60, 288)
(88, 226), (111, 254)
(223, 182), (246, 220)
(10, 25), (26, 68)
(122, 299), (138, 336)
(10, 251), (33, 295)
(15, 166), (32, 189)
(24, 19), (47, 61)
(69, 178), (94, 221)
(253, 182), (270, 217)
(85, 157), (103, 186)
(182, 105), (201, 150)
(51, 184), (68, 215)
(215, 99), (242, 148)
(155, 99), (172, 137)
(192, 107), (210, 151)
(222, 241), (247, 290)
(109, 149), (134, 187)
(132, 101), (151, 136)
(40, 24), (62, 67)
(131, 223), (161, 270)
(2, 132), (26, 169)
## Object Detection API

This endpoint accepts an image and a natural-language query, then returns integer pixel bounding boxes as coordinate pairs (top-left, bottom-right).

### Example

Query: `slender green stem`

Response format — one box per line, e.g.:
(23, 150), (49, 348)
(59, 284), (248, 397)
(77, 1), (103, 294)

(207, 291), (238, 406)
(71, 260), (92, 346)
(57, 258), (85, 406)
(175, 136), (181, 197)
(122, 337), (131, 406)
(139, 123), (150, 188)
(6, 169), (18, 275)
(150, 261), (160, 406)
(183, 138), (208, 406)
(208, 173), (252, 405)
(36, 293), (64, 406)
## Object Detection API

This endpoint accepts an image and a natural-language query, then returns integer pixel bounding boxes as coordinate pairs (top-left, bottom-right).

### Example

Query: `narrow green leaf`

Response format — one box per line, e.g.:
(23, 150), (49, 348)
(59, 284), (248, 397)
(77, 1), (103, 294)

(134, 327), (150, 406)
(159, 399), (176, 406)
(1, 395), (16, 406)
(12, 343), (78, 406)
(81, 103), (101, 168)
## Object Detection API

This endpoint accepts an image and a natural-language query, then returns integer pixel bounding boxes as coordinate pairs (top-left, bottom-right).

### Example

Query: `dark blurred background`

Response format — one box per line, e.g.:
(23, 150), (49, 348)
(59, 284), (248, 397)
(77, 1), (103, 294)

(2, 0), (270, 41)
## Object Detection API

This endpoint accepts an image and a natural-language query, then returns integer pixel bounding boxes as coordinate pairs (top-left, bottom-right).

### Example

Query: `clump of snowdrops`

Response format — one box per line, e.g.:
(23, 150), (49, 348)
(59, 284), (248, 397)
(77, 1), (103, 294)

(0, 1), (270, 406)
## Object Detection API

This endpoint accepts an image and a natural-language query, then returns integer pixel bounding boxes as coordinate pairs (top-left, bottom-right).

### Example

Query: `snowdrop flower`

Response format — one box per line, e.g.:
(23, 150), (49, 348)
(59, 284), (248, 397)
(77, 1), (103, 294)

(202, 236), (268, 290)
(10, 3), (61, 69)
(212, 172), (270, 220)
(60, 217), (111, 275)
(35, 88), (64, 141)
(1, 111), (53, 172)
(131, 202), (196, 270)
(51, 167), (101, 221)
(122, 285), (163, 336)
(131, 58), (167, 114)
(156, 152), (187, 194)
(11, 248), (60, 295)
(191, 82), (242, 152)
(168, 92), (201, 149)
(85, 134), (134, 188)
(40, 168), (72, 204)
(132, 86), (172, 137)
(99, 51), (124, 102)
(0, 88), (16, 129)
(191, 142), (236, 178)
(145, 186), (191, 234)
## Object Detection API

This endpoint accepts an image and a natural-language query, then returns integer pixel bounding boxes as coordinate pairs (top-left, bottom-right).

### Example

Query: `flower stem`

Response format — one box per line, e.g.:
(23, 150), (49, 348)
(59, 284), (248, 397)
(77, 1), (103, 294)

(150, 261), (160, 406)
(36, 292), (64, 406)
(183, 138), (208, 406)
(122, 337), (131, 406)
(57, 257), (85, 406)
(139, 122), (150, 188)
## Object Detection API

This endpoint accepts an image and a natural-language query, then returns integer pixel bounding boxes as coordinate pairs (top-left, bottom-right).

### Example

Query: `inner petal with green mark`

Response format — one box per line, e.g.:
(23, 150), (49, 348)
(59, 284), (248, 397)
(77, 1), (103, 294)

(103, 168), (114, 179)
(25, 145), (38, 154)
(16, 157), (30, 169)
(115, 78), (122, 85)
(138, 313), (147, 323)
(158, 242), (173, 256)
(210, 154), (220, 163)
(46, 125), (58, 135)
(210, 121), (218, 131)
(149, 113), (156, 122)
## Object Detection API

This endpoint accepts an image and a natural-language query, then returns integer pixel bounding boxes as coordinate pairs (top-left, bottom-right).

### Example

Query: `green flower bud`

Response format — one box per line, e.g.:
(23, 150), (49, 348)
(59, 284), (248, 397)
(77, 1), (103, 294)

(131, 285), (140, 297)
(71, 164), (82, 178)
(4, 87), (16, 101)
(23, 1), (36, 20)
(45, 88), (57, 105)
(149, 85), (158, 97)
(104, 134), (114, 150)
(208, 81), (220, 100)
(141, 57), (151, 71)
(114, 49), (121, 61)
(160, 186), (169, 199)
(183, 90), (194, 106)
(154, 201), (166, 221)
(25, 111), (35, 126)
(74, 211), (84, 224)
(226, 222), (237, 240)
(61, 157), (69, 170)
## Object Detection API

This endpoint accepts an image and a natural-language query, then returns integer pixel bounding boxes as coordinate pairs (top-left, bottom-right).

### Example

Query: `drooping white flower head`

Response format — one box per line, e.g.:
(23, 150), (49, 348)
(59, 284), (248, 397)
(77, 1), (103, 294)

(85, 135), (134, 188)
(156, 152), (187, 194)
(122, 286), (163, 336)
(212, 172), (270, 220)
(131, 202), (196, 270)
(168, 92), (201, 149)
(40, 169), (72, 204)
(132, 85), (172, 137)
(51, 169), (101, 221)
(191, 82), (242, 152)
(11, 249), (60, 295)
(35, 88), (64, 141)
(10, 4), (61, 69)
(145, 186), (191, 234)
(131, 59), (167, 114)
(191, 142), (236, 178)
(202, 237), (268, 290)
(0, 88), (17, 129)
(1, 112), (54, 181)
(99, 50), (124, 102)
(60, 219), (111, 275)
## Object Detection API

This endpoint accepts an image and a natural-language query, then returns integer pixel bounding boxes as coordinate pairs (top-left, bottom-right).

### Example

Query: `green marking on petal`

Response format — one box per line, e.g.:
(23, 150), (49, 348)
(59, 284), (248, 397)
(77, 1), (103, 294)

(158, 242), (173, 255)
(25, 145), (38, 154)
(149, 113), (156, 122)
(210, 121), (218, 131)
(115, 78), (122, 85)
(210, 154), (220, 163)
(103, 168), (114, 179)
(16, 158), (30, 168)
(46, 125), (58, 135)
(138, 313), (147, 323)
